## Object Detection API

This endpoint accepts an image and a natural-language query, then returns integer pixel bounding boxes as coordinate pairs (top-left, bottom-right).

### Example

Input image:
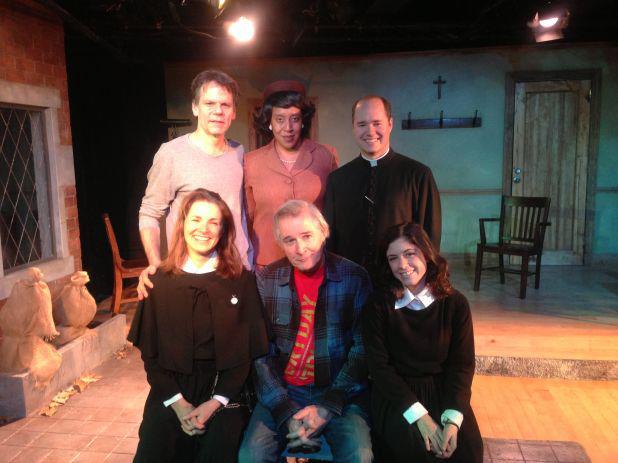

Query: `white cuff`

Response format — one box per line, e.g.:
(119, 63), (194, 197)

(212, 394), (229, 406)
(163, 393), (183, 407)
(441, 409), (464, 428)
(403, 402), (428, 424)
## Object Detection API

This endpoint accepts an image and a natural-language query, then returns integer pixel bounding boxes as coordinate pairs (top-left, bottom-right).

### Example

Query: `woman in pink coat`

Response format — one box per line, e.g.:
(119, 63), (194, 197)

(244, 80), (338, 267)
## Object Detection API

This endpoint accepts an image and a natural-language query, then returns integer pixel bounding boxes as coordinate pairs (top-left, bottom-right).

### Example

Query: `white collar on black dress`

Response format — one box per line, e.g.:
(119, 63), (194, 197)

(394, 284), (435, 311)
(182, 252), (218, 274)
(361, 147), (390, 167)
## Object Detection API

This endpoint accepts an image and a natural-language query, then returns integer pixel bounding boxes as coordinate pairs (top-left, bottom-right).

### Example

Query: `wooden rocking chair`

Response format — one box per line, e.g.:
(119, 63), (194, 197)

(473, 196), (551, 299)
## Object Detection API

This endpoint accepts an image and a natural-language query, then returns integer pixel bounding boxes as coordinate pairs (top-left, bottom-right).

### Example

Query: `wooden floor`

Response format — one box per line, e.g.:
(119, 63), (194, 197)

(452, 263), (618, 462)
(450, 263), (618, 361)
(473, 310), (618, 361)
(472, 375), (618, 463)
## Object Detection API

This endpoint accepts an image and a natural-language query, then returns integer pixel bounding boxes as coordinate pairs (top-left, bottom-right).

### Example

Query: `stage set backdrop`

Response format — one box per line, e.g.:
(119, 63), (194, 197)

(163, 44), (618, 265)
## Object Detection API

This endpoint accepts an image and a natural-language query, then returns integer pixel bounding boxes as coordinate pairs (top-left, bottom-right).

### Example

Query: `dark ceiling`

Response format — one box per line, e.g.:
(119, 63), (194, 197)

(46, 0), (618, 62)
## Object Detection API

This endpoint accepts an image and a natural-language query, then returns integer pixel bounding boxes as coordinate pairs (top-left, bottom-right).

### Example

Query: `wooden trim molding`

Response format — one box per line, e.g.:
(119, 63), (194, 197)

(439, 189), (502, 195)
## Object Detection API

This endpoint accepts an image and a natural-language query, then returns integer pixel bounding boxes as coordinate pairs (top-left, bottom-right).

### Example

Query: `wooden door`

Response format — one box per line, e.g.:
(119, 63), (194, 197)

(511, 79), (591, 265)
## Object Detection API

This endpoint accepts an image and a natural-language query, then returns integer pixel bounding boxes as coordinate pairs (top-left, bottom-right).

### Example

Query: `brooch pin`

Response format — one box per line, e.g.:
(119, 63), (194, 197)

(230, 295), (238, 305)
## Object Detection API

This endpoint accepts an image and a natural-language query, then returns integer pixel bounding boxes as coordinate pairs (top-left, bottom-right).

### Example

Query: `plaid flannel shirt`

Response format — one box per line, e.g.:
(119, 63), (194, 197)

(254, 251), (371, 428)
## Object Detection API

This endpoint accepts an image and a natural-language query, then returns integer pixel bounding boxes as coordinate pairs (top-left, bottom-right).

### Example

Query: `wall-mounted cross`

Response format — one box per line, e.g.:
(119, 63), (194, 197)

(433, 75), (447, 99)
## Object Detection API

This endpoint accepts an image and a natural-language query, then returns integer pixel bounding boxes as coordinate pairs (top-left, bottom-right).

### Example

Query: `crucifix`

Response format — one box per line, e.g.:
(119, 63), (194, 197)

(433, 75), (447, 99)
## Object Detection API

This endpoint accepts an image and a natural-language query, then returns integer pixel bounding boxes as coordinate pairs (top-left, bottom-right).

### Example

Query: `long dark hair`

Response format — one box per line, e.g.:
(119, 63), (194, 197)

(160, 189), (243, 279)
(253, 91), (315, 142)
(377, 223), (453, 301)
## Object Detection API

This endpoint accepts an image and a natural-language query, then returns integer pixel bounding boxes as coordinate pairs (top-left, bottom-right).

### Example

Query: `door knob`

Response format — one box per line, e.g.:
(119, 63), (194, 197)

(513, 176), (521, 183)
(514, 167), (521, 174)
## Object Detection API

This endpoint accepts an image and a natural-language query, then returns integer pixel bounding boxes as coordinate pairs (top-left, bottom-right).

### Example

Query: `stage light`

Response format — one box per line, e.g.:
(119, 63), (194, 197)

(227, 16), (255, 42)
(539, 17), (559, 28)
(207, 0), (226, 10)
(527, 4), (570, 43)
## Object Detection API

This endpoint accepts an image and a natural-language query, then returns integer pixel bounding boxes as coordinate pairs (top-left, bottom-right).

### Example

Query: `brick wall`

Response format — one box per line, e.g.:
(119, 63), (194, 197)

(0, 0), (82, 303)
(0, 1), (72, 145)
(64, 185), (82, 271)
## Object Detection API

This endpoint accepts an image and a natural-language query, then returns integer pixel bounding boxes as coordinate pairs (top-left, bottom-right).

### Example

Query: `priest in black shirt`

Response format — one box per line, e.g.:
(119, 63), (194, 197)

(324, 95), (441, 278)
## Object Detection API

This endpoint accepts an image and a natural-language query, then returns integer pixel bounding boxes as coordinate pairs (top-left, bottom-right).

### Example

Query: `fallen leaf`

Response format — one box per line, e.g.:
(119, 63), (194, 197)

(73, 379), (88, 393)
(39, 373), (104, 416)
(52, 395), (68, 405)
(80, 374), (101, 383)
(40, 406), (58, 417)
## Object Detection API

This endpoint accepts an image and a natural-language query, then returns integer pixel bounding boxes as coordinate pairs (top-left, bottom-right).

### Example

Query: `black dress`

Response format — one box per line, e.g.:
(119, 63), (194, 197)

(361, 289), (483, 463)
(128, 269), (269, 463)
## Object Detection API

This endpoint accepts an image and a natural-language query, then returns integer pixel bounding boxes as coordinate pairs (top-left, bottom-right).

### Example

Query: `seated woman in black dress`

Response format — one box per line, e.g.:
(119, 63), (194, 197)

(362, 223), (483, 462)
(128, 188), (268, 462)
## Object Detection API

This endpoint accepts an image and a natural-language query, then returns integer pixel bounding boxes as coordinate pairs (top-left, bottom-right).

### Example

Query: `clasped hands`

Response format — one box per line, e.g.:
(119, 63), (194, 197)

(170, 397), (222, 436)
(416, 414), (458, 459)
(286, 405), (332, 452)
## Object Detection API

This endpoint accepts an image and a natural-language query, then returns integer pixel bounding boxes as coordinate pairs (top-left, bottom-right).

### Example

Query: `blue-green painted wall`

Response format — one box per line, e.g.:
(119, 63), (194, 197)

(164, 44), (618, 259)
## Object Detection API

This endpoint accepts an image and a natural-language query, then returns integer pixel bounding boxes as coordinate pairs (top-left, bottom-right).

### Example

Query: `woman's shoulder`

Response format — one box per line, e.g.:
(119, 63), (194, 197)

(149, 268), (173, 286)
(306, 139), (337, 158)
(442, 288), (469, 304)
(244, 142), (274, 162)
(438, 289), (472, 317)
(238, 268), (256, 284)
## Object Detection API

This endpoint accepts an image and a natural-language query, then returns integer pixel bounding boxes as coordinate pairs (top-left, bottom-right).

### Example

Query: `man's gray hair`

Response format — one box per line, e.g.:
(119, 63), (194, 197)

(273, 200), (330, 242)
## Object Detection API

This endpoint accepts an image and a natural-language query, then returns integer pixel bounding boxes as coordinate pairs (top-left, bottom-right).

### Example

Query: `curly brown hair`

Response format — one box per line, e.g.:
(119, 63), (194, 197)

(377, 223), (453, 301)
(253, 91), (315, 142)
(160, 189), (243, 279)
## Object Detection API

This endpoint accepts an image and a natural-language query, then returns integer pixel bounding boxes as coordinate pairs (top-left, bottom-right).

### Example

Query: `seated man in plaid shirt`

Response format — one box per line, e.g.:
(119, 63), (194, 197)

(239, 200), (372, 463)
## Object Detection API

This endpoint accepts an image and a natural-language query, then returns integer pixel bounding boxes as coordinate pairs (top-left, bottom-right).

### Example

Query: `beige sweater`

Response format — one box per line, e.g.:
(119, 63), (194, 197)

(139, 134), (251, 266)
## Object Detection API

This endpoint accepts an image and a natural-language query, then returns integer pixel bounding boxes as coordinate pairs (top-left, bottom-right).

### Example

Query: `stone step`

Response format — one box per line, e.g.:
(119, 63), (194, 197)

(0, 314), (126, 420)
(473, 316), (618, 379)
(476, 355), (618, 380)
(483, 438), (591, 463)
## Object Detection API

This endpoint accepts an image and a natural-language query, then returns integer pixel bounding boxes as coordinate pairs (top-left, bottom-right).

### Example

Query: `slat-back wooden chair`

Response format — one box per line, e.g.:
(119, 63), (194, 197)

(473, 196), (551, 298)
(102, 213), (148, 315)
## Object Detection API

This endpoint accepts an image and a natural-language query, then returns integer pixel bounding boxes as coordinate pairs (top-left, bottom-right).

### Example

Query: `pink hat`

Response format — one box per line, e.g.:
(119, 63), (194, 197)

(262, 80), (306, 100)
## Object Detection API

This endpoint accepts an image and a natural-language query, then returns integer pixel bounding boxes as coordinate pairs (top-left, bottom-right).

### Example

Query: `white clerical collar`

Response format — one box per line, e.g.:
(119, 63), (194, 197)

(394, 284), (435, 311)
(361, 147), (390, 166)
(182, 251), (218, 274)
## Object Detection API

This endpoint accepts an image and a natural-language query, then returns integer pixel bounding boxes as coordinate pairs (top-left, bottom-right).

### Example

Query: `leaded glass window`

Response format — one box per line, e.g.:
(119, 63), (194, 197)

(0, 106), (54, 272)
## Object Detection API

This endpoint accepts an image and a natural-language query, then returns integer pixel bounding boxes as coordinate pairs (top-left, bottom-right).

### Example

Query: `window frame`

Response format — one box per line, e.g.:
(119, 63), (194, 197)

(0, 80), (75, 299)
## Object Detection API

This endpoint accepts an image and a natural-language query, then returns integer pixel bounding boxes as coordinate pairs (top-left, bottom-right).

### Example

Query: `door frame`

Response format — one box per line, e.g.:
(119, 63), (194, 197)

(503, 69), (602, 265)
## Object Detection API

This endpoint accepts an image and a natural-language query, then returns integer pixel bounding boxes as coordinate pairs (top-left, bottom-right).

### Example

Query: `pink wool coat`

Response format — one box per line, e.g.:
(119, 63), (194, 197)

(244, 138), (338, 266)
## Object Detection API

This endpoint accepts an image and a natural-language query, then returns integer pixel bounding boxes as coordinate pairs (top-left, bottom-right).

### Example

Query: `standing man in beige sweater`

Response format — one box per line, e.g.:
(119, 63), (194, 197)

(138, 70), (251, 297)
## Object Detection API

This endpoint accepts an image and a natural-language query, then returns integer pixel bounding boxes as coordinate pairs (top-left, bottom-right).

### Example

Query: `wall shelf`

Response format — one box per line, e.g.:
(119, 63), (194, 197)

(401, 110), (482, 130)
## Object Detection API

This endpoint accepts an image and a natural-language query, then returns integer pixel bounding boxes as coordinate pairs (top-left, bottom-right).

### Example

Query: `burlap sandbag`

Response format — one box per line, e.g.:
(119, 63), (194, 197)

(0, 335), (36, 373)
(0, 267), (61, 385)
(30, 337), (62, 388)
(53, 271), (97, 328)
